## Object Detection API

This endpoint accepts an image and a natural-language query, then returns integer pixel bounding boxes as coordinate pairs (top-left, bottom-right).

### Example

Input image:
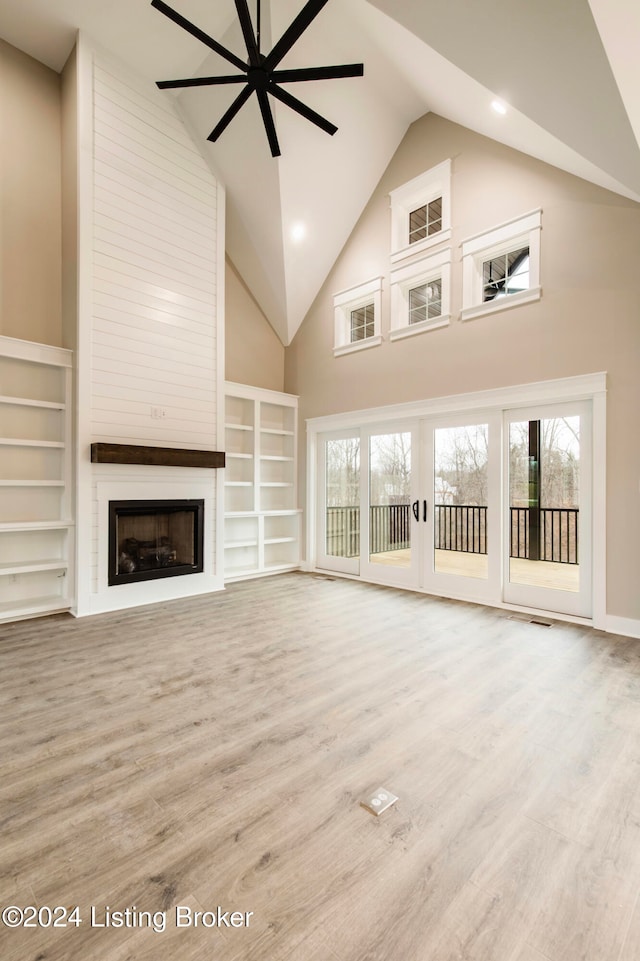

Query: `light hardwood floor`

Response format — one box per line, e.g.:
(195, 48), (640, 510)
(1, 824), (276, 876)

(1, 572), (639, 961)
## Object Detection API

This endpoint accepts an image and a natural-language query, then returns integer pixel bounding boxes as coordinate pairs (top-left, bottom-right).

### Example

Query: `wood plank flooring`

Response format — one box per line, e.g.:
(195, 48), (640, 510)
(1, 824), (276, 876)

(0, 572), (639, 961)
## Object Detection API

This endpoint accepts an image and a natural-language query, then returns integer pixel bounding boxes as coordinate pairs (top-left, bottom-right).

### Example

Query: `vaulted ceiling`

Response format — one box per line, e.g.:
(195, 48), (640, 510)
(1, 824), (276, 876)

(1, 0), (638, 344)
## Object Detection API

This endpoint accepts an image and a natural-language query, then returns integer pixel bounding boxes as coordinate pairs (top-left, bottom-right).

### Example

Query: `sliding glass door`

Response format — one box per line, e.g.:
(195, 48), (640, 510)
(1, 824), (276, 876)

(422, 414), (501, 602)
(503, 402), (591, 616)
(315, 398), (593, 619)
(316, 424), (419, 587)
(360, 425), (420, 588)
(317, 432), (361, 575)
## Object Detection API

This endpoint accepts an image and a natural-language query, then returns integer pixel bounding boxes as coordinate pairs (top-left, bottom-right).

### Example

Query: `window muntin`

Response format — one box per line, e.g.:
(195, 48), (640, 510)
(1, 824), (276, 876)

(409, 278), (442, 324)
(350, 303), (375, 342)
(482, 246), (529, 302)
(409, 197), (443, 244)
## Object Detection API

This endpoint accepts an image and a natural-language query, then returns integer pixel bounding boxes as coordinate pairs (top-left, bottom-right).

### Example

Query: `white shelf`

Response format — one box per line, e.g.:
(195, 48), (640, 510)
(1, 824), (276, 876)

(0, 395), (65, 410)
(225, 423), (254, 432)
(0, 438), (64, 448)
(0, 559), (68, 576)
(225, 566), (261, 579)
(224, 382), (299, 581)
(0, 595), (71, 621)
(0, 520), (74, 532)
(0, 480), (64, 487)
(0, 336), (73, 622)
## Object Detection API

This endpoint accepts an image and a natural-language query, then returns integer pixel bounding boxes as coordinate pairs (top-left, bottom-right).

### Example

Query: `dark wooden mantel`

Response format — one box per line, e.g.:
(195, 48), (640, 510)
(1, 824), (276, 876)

(91, 443), (225, 469)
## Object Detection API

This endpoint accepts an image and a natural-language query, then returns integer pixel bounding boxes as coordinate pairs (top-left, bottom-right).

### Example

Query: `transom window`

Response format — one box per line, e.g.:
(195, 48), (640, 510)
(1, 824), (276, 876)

(409, 198), (443, 244)
(389, 160), (451, 264)
(461, 209), (541, 322)
(350, 303), (375, 342)
(333, 277), (383, 356)
(390, 248), (451, 341)
(483, 246), (530, 302)
(409, 279), (442, 324)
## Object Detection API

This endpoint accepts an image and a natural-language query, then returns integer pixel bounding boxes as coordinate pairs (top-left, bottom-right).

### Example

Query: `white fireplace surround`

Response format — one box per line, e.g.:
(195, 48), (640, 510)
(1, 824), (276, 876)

(67, 38), (225, 618)
(92, 477), (218, 615)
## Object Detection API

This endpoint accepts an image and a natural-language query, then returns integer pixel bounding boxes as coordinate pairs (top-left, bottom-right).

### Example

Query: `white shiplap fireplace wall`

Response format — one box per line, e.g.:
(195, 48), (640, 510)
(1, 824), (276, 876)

(69, 36), (225, 616)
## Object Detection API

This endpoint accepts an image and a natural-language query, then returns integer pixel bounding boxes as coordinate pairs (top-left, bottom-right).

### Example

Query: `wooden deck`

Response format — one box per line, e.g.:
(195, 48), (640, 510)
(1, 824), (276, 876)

(371, 548), (580, 591)
(0, 572), (638, 961)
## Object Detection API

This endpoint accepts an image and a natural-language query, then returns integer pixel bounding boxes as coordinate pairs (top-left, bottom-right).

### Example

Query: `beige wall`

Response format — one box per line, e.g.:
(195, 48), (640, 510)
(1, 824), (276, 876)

(285, 113), (640, 622)
(0, 40), (62, 347)
(226, 257), (285, 391)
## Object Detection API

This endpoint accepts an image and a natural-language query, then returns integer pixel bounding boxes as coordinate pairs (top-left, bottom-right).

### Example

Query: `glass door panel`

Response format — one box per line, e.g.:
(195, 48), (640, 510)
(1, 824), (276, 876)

(317, 433), (360, 575)
(361, 427), (419, 587)
(423, 414), (500, 603)
(504, 403), (591, 617)
(433, 423), (489, 581)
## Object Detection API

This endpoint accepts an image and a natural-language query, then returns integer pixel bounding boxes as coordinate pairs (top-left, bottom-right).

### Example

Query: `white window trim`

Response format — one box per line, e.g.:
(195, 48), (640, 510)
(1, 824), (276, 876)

(390, 248), (451, 341)
(389, 159), (452, 265)
(333, 276), (383, 357)
(461, 209), (542, 322)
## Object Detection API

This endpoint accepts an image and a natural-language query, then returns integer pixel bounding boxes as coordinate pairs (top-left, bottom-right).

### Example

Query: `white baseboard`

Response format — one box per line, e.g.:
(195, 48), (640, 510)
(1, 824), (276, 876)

(605, 615), (640, 639)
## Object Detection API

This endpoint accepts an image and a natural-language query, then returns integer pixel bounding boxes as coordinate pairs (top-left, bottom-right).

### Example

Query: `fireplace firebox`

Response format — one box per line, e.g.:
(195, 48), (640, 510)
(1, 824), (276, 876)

(108, 500), (204, 586)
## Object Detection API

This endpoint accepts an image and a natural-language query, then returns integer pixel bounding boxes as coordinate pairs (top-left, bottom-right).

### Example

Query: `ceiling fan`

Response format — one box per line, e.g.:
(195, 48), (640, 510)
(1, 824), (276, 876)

(152, 0), (364, 157)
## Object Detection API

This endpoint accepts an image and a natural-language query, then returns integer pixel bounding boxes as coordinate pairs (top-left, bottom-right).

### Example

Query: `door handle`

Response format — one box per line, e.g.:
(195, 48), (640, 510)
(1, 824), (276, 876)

(423, 499), (427, 523)
(412, 500), (420, 522)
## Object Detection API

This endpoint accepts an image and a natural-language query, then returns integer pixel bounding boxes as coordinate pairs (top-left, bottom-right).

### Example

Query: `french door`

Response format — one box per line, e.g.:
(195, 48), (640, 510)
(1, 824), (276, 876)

(359, 424), (420, 588)
(316, 400), (592, 618)
(316, 423), (419, 587)
(421, 413), (501, 603)
(317, 430), (361, 576)
(503, 401), (591, 617)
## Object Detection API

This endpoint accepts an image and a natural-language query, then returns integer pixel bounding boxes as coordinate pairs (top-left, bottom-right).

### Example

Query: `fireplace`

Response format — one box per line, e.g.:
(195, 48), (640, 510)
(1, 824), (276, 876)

(108, 499), (204, 586)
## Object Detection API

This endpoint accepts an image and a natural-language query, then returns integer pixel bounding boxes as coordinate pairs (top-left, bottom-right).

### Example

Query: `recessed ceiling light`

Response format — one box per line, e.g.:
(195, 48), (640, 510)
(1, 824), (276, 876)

(291, 222), (307, 243)
(492, 100), (507, 115)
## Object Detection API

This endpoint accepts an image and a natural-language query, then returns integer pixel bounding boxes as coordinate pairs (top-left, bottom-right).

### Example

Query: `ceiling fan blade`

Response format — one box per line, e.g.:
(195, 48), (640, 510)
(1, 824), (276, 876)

(234, 0), (260, 65)
(151, 0), (248, 73)
(207, 85), (253, 142)
(157, 75), (247, 89)
(268, 83), (337, 136)
(264, 0), (331, 71)
(272, 63), (364, 83)
(257, 90), (281, 157)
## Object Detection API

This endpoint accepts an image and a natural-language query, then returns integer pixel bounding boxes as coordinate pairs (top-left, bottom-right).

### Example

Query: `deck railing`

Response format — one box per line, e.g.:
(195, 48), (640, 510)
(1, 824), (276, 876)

(510, 507), (578, 564)
(326, 506), (360, 558)
(326, 504), (579, 563)
(435, 505), (487, 554)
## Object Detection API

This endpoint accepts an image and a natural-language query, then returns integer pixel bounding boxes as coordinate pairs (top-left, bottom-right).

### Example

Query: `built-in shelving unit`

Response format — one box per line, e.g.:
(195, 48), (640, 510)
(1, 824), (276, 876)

(0, 336), (73, 622)
(224, 382), (300, 581)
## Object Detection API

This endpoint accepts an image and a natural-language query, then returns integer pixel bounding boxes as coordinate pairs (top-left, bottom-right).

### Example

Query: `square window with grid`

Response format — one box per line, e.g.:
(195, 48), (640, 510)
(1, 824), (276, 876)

(408, 278), (442, 324)
(483, 246), (530, 302)
(350, 303), (376, 342)
(409, 198), (442, 244)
